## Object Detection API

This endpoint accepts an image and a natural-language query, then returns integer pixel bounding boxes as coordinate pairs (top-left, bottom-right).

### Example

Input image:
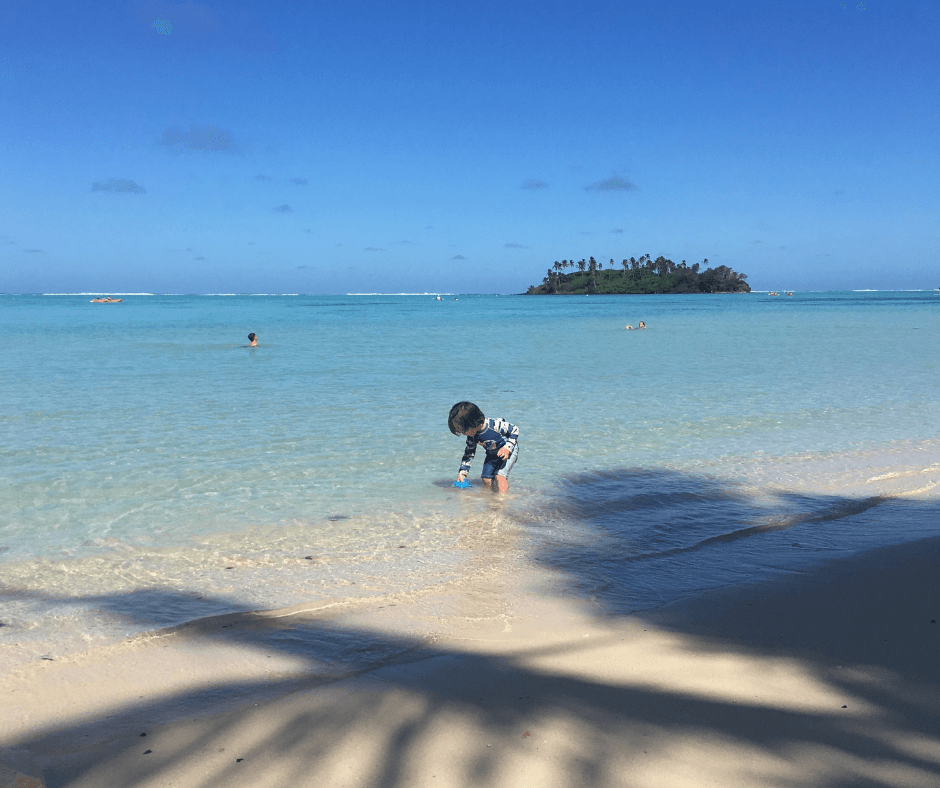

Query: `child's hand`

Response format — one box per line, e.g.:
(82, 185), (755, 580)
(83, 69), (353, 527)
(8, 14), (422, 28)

(497, 446), (511, 459)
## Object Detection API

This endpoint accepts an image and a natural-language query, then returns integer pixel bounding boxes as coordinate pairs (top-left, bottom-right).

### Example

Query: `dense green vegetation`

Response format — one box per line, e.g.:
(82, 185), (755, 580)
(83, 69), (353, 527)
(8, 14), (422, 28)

(525, 256), (750, 295)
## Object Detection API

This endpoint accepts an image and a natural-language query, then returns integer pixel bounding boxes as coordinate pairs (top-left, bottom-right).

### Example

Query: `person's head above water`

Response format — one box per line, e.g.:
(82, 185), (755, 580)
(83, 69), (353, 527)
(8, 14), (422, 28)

(448, 401), (486, 436)
(638, 321), (646, 329)
(248, 333), (257, 346)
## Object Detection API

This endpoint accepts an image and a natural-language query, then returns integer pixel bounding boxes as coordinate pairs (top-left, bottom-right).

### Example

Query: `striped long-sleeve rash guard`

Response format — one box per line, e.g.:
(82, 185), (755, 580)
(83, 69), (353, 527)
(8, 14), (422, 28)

(458, 417), (519, 475)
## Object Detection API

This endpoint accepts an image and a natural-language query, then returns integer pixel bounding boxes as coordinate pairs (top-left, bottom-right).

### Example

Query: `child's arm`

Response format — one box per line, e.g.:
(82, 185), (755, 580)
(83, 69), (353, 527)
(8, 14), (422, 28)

(457, 435), (477, 479)
(494, 418), (519, 459)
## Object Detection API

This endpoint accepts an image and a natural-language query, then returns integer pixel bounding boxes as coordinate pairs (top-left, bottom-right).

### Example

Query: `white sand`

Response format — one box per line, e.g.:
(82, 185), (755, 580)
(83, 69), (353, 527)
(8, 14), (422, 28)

(2, 537), (939, 788)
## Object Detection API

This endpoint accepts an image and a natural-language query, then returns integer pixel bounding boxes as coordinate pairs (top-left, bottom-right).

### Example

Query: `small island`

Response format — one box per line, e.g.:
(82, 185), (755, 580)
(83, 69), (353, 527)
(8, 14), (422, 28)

(525, 255), (750, 294)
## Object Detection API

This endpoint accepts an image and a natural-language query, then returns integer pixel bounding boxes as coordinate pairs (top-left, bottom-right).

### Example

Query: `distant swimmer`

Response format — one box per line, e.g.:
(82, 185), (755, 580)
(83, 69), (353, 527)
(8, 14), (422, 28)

(624, 324), (633, 330)
(638, 321), (646, 329)
(248, 333), (258, 346)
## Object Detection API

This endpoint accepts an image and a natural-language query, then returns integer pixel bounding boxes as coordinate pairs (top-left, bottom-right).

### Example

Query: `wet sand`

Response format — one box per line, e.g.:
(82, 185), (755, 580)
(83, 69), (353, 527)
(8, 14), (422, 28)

(1, 536), (938, 788)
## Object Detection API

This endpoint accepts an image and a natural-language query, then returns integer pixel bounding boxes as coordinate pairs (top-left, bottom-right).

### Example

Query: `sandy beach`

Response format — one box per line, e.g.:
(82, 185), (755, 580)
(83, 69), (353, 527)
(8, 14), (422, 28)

(2, 534), (938, 788)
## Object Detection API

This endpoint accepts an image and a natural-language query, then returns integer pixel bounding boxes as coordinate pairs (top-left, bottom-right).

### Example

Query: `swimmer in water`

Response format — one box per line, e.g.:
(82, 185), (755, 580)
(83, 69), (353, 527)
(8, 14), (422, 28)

(638, 321), (646, 329)
(248, 333), (258, 347)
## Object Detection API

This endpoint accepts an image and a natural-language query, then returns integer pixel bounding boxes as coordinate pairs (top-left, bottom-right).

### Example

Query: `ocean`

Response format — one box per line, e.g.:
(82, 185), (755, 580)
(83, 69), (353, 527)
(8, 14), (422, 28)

(3, 290), (940, 664)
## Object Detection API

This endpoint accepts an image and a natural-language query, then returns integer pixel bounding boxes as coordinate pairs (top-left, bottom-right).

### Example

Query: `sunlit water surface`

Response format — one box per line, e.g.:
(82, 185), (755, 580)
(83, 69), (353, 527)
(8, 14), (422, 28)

(3, 291), (940, 660)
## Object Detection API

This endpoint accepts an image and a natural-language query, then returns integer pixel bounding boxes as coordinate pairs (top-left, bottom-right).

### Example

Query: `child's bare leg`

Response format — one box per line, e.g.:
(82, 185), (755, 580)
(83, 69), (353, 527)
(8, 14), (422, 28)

(482, 478), (493, 489)
(495, 475), (509, 493)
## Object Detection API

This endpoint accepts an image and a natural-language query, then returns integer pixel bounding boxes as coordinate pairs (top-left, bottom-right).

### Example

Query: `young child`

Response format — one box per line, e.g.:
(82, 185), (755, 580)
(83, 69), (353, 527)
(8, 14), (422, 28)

(448, 401), (519, 492)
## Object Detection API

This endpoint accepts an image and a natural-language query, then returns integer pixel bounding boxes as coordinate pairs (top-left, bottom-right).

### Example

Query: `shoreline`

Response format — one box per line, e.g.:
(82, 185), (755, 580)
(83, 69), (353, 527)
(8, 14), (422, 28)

(2, 534), (938, 787)
(6, 433), (940, 681)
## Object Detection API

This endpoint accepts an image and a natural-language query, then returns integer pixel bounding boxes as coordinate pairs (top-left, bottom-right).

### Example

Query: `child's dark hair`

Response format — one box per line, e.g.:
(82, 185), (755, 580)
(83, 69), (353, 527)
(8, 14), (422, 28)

(448, 401), (485, 435)
(248, 333), (256, 341)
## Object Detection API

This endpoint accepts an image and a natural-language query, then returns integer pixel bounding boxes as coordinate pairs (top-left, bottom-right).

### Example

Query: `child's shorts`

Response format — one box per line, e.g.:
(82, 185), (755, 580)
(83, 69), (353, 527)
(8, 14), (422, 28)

(481, 444), (520, 480)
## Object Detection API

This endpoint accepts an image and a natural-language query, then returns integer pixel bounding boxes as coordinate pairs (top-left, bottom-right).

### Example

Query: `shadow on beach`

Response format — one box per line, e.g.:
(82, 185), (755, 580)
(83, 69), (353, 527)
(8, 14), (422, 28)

(3, 470), (940, 787)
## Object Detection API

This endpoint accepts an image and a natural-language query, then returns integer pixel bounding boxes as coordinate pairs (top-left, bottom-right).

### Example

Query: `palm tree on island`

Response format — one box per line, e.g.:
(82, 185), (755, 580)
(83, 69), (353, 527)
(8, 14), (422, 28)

(525, 253), (750, 295)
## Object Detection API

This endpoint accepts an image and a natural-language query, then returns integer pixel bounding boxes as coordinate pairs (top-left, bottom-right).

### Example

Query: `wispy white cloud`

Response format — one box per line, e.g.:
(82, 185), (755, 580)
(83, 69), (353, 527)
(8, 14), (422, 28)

(161, 125), (237, 152)
(255, 175), (308, 186)
(585, 175), (637, 192)
(92, 178), (146, 194)
(142, 3), (220, 36)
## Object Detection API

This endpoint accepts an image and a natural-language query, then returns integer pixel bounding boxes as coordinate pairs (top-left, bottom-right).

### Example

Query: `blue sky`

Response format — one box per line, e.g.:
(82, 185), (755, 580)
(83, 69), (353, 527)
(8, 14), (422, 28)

(1, 0), (937, 293)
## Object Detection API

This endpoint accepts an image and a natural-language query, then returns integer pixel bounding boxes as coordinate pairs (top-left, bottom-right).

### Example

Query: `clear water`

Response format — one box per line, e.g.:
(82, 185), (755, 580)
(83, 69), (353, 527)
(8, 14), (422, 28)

(3, 291), (940, 660)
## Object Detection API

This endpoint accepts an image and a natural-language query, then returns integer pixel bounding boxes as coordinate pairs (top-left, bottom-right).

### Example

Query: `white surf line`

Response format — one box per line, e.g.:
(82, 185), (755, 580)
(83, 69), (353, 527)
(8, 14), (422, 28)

(866, 472), (902, 482)
(125, 576), (464, 645)
(866, 464), (940, 484)
(895, 480), (940, 496)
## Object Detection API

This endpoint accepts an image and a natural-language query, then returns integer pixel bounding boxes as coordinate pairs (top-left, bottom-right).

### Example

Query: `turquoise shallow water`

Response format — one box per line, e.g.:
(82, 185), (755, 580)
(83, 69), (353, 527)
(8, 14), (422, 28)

(3, 291), (940, 658)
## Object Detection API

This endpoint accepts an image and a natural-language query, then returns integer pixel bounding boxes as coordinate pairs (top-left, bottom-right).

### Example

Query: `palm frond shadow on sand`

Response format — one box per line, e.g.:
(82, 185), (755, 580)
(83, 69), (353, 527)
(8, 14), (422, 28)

(7, 469), (940, 788)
